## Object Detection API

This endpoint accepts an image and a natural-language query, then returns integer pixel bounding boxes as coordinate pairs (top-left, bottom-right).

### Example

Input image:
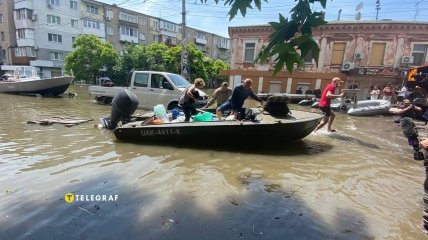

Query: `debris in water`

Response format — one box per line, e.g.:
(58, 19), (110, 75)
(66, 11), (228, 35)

(27, 116), (93, 127)
(78, 206), (94, 215)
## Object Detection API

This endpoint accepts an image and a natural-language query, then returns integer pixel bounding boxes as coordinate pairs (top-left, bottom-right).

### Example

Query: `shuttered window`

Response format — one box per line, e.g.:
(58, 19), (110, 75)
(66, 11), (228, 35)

(244, 42), (256, 62)
(369, 42), (386, 66)
(331, 42), (346, 65)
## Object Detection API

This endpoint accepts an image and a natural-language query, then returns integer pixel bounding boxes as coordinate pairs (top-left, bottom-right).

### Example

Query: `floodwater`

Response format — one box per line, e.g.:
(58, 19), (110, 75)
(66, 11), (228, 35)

(0, 85), (426, 239)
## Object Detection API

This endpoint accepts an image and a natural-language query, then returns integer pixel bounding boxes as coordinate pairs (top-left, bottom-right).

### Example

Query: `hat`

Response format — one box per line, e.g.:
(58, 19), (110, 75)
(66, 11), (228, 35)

(403, 99), (410, 104)
(333, 77), (344, 83)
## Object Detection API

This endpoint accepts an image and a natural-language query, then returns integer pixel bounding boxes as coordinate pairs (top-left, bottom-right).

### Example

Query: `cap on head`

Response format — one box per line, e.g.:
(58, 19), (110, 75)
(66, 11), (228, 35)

(332, 77), (344, 84)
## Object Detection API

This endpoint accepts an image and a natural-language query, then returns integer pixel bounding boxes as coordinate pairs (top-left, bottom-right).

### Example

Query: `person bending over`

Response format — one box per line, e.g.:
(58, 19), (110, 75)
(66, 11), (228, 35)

(216, 79), (263, 120)
(178, 78), (205, 122)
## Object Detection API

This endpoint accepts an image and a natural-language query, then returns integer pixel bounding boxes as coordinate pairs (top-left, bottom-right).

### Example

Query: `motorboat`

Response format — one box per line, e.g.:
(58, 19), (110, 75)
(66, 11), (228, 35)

(347, 100), (391, 116)
(100, 90), (324, 146)
(0, 66), (74, 96)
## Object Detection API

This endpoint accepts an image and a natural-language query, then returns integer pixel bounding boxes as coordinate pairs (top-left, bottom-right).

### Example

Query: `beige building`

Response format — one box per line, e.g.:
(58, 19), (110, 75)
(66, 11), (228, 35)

(224, 21), (428, 99)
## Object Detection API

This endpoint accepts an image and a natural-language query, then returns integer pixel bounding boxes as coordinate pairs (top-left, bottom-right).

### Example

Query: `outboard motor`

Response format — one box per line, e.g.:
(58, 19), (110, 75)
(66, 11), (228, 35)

(263, 95), (290, 117)
(103, 89), (139, 129)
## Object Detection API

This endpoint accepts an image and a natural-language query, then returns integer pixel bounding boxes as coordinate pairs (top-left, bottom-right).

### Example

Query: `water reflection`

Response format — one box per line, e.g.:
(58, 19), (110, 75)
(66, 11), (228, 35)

(0, 85), (426, 239)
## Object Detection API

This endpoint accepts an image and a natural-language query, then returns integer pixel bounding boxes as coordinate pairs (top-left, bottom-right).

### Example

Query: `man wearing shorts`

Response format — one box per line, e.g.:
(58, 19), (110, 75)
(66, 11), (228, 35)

(314, 77), (345, 132)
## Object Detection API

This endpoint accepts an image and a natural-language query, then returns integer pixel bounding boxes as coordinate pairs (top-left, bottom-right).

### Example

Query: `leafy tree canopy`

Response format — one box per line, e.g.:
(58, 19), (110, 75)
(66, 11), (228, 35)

(64, 34), (118, 84)
(201, 0), (328, 73)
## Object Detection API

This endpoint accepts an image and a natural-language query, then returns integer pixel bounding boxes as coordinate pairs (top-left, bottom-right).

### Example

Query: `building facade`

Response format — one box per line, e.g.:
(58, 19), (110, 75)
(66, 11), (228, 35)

(225, 21), (428, 99)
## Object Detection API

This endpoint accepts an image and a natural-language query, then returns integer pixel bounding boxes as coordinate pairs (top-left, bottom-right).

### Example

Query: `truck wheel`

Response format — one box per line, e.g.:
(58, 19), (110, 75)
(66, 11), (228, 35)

(103, 97), (113, 104)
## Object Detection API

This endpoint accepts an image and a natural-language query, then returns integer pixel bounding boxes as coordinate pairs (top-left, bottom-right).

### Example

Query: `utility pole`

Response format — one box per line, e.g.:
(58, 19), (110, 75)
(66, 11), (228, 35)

(337, 9), (342, 21)
(375, 0), (380, 20)
(180, 0), (188, 77)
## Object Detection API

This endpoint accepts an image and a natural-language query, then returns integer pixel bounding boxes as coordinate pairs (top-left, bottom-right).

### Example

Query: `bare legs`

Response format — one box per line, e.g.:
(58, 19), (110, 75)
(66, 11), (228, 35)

(314, 111), (336, 132)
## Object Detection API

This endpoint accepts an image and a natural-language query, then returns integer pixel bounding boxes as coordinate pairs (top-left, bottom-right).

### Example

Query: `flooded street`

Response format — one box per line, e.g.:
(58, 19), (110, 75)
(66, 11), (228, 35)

(0, 85), (426, 239)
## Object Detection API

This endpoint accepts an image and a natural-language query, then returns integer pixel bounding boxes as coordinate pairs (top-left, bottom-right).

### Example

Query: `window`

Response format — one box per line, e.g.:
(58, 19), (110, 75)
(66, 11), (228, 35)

(47, 0), (59, 5)
(47, 15), (60, 24)
(369, 42), (386, 66)
(107, 26), (113, 35)
(16, 9), (32, 20)
(106, 10), (113, 20)
(331, 42), (346, 65)
(1, 31), (4, 41)
(134, 73), (148, 87)
(412, 44), (427, 66)
(15, 47), (35, 57)
(119, 12), (137, 23)
(153, 35), (159, 42)
(162, 21), (176, 31)
(139, 17), (145, 25)
(0, 14), (3, 23)
(152, 21), (159, 30)
(86, 5), (98, 14)
(303, 51), (313, 64)
(196, 32), (206, 40)
(70, 0), (77, 10)
(72, 37), (76, 44)
(50, 52), (63, 60)
(71, 19), (78, 28)
(48, 33), (62, 43)
(244, 42), (256, 62)
(83, 19), (100, 29)
(140, 33), (145, 41)
(1, 49), (6, 59)
(151, 74), (168, 89)
(17, 29), (26, 39)
(120, 26), (138, 37)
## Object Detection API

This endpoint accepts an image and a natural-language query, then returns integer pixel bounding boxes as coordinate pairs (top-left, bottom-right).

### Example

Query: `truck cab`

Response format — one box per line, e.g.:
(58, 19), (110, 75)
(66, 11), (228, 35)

(89, 71), (208, 110)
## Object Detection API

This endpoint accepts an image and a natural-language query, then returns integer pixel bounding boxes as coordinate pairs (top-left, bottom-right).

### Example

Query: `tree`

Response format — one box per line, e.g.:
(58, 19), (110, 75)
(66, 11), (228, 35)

(114, 42), (229, 86)
(202, 0), (328, 74)
(64, 34), (118, 84)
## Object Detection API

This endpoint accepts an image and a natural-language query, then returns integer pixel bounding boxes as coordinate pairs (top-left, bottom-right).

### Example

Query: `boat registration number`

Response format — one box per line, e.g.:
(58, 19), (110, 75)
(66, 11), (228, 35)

(140, 129), (181, 136)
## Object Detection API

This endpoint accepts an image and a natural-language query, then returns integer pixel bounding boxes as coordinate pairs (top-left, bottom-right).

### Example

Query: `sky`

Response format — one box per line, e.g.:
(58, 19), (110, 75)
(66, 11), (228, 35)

(101, 0), (428, 37)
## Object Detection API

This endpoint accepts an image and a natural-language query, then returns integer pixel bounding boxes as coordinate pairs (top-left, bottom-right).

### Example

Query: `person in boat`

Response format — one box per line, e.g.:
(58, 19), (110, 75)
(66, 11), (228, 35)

(396, 84), (411, 103)
(178, 78), (205, 122)
(394, 99), (422, 119)
(370, 85), (380, 100)
(216, 78), (264, 120)
(313, 77), (345, 133)
(203, 82), (232, 108)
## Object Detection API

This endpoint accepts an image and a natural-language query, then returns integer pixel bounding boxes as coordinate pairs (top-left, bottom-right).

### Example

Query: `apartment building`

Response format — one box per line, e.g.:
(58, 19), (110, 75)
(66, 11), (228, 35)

(0, 0), (16, 65)
(224, 21), (428, 99)
(1, 0), (231, 76)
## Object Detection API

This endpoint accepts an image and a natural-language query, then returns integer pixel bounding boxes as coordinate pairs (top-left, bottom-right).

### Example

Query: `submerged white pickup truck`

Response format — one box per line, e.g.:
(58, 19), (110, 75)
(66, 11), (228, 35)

(89, 71), (208, 110)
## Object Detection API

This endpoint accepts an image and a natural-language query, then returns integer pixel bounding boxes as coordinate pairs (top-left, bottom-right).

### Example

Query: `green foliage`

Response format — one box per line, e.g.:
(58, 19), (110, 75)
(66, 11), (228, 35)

(64, 34), (118, 84)
(112, 42), (229, 86)
(201, 0), (329, 74)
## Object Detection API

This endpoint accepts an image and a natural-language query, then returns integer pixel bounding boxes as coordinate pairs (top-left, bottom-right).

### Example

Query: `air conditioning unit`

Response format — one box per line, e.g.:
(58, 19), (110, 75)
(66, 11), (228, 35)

(401, 56), (414, 64)
(151, 26), (157, 31)
(341, 61), (355, 71)
(34, 46), (39, 50)
(354, 52), (364, 60)
(31, 14), (37, 21)
(47, 3), (53, 9)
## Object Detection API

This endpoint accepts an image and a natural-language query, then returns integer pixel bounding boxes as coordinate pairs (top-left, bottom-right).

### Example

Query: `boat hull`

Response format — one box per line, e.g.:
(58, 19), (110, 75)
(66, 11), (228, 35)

(113, 111), (322, 146)
(0, 76), (74, 96)
(347, 100), (391, 116)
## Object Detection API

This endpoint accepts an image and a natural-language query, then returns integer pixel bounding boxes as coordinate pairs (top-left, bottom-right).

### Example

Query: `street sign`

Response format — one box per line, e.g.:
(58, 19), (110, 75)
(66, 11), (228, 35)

(182, 65), (188, 74)
(183, 51), (188, 58)
(182, 58), (188, 65)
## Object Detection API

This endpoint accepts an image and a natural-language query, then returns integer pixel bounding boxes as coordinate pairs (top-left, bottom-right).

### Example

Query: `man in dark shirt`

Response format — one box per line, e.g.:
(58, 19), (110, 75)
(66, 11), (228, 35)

(216, 79), (263, 120)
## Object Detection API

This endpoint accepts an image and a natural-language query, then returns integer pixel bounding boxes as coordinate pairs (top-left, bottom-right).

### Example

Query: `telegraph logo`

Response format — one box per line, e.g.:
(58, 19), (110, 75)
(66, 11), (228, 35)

(64, 192), (75, 203)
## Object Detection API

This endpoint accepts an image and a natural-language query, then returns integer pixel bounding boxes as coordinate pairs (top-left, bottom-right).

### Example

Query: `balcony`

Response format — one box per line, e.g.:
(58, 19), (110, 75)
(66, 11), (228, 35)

(217, 42), (229, 50)
(14, 0), (33, 9)
(120, 34), (138, 43)
(15, 19), (35, 29)
(195, 36), (207, 45)
(17, 38), (36, 47)
(30, 60), (64, 68)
